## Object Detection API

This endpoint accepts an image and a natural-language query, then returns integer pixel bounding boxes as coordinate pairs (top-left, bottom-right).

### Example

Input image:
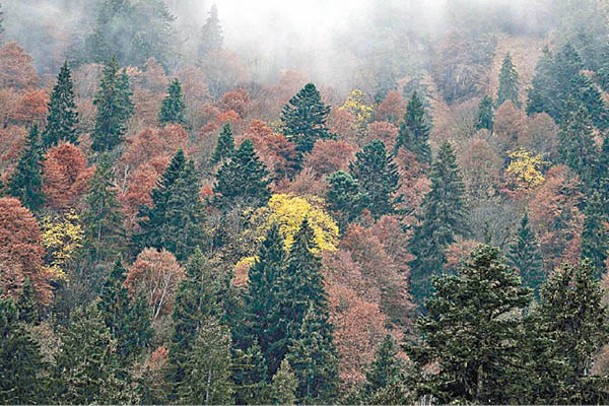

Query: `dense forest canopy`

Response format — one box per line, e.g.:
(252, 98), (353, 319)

(1, 0), (609, 404)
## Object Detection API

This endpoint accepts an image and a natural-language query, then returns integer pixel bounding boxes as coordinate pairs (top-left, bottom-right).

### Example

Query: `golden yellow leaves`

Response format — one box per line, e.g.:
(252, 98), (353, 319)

(505, 148), (545, 190)
(41, 210), (83, 280)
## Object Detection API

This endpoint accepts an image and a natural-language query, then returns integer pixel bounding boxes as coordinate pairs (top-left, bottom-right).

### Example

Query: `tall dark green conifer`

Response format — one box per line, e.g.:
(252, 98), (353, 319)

(396, 91), (432, 166)
(16, 277), (38, 324)
(362, 335), (406, 399)
(7, 125), (45, 212)
(159, 78), (186, 125)
(409, 141), (469, 304)
(527, 46), (558, 117)
(281, 83), (332, 156)
(198, 4), (223, 59)
(232, 342), (268, 405)
(212, 123), (235, 164)
(43, 61), (79, 148)
(581, 192), (609, 278)
(270, 359), (298, 405)
(497, 52), (521, 108)
(476, 95), (494, 131)
(508, 211), (545, 296)
(326, 170), (364, 227)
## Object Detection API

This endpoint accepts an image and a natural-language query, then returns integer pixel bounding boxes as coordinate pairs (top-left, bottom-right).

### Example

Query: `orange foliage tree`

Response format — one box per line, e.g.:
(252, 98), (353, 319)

(42, 143), (92, 211)
(375, 90), (406, 124)
(10, 90), (49, 125)
(303, 139), (358, 179)
(0, 42), (40, 90)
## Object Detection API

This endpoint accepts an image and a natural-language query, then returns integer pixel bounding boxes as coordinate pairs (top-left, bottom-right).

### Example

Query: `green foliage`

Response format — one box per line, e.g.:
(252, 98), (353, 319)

(42, 61), (79, 148)
(363, 335), (406, 397)
(198, 5), (223, 59)
(581, 192), (609, 278)
(17, 277), (39, 324)
(396, 91), (432, 166)
(159, 78), (186, 125)
(476, 94), (494, 131)
(212, 123), (235, 164)
(7, 125), (45, 212)
(326, 170), (364, 227)
(508, 211), (545, 296)
(270, 358), (298, 405)
(232, 342), (268, 405)
(496, 52), (521, 108)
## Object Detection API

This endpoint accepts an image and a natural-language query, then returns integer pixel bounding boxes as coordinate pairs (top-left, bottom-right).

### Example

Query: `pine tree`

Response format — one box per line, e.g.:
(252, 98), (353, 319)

(281, 83), (332, 156)
(212, 123), (235, 164)
(0, 296), (45, 404)
(198, 4), (223, 59)
(508, 211), (545, 296)
(396, 91), (432, 166)
(84, 154), (124, 263)
(178, 316), (234, 405)
(7, 125), (45, 212)
(214, 139), (271, 209)
(527, 46), (558, 118)
(409, 141), (469, 304)
(363, 335), (405, 397)
(270, 358), (298, 405)
(92, 57), (134, 152)
(349, 140), (400, 219)
(496, 52), (521, 108)
(476, 94), (494, 131)
(159, 78), (186, 125)
(326, 170), (364, 227)
(232, 342), (268, 405)
(16, 277), (38, 324)
(581, 192), (609, 278)
(42, 61), (79, 148)
(286, 305), (339, 404)
(406, 245), (532, 404)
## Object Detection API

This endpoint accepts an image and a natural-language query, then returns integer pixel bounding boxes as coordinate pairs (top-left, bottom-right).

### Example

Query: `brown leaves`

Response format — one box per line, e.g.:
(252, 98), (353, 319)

(42, 143), (92, 211)
(0, 42), (40, 91)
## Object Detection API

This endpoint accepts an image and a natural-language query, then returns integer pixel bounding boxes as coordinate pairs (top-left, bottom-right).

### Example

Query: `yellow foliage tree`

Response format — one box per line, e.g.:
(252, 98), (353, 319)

(505, 148), (545, 190)
(41, 210), (84, 280)
(341, 89), (373, 130)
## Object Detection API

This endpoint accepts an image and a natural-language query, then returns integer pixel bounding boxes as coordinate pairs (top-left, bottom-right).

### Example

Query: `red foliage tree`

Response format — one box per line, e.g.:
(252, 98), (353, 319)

(0, 42), (40, 90)
(10, 89), (49, 125)
(119, 163), (163, 230)
(364, 121), (399, 150)
(122, 125), (188, 173)
(375, 90), (406, 124)
(220, 88), (250, 118)
(303, 139), (358, 179)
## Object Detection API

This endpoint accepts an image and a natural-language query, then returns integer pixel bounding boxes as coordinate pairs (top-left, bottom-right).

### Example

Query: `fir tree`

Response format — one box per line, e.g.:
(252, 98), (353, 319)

(527, 46), (558, 118)
(92, 57), (134, 152)
(270, 359), (298, 405)
(198, 4), (223, 59)
(326, 170), (364, 227)
(406, 245), (532, 404)
(476, 94), (494, 131)
(159, 78), (186, 125)
(0, 296), (45, 404)
(7, 125), (45, 212)
(214, 139), (271, 209)
(212, 123), (235, 164)
(349, 140), (400, 219)
(396, 91), (432, 166)
(496, 52), (521, 108)
(362, 335), (405, 398)
(581, 192), (609, 278)
(409, 141), (469, 304)
(232, 342), (268, 405)
(43, 61), (79, 148)
(508, 211), (545, 296)
(16, 277), (38, 324)
(281, 83), (332, 156)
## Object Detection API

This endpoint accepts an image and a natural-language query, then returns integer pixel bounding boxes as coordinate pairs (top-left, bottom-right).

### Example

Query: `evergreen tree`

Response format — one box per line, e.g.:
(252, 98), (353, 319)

(0, 2), (4, 44)
(599, 136), (609, 213)
(198, 4), (223, 59)
(43, 61), (79, 148)
(212, 123), (235, 164)
(178, 316), (234, 405)
(232, 342), (268, 405)
(349, 140), (400, 219)
(409, 141), (469, 304)
(496, 52), (521, 108)
(363, 335), (406, 398)
(326, 170), (364, 227)
(581, 192), (609, 278)
(159, 78), (186, 125)
(396, 91), (432, 166)
(286, 305), (339, 404)
(527, 46), (558, 118)
(214, 139), (271, 209)
(16, 277), (38, 324)
(476, 94), (494, 131)
(281, 83), (332, 156)
(0, 296), (45, 404)
(508, 211), (545, 296)
(270, 359), (298, 405)
(406, 245), (532, 404)
(84, 154), (124, 263)
(92, 57), (134, 152)
(7, 125), (45, 212)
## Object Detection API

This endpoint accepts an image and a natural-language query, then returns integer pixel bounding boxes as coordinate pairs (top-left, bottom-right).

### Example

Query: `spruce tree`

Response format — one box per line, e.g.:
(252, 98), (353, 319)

(214, 139), (271, 209)
(7, 125), (45, 212)
(409, 141), (469, 304)
(270, 359), (298, 405)
(581, 192), (609, 278)
(0, 296), (45, 405)
(476, 94), (494, 131)
(362, 335), (406, 398)
(406, 245), (531, 404)
(508, 211), (545, 296)
(326, 170), (364, 227)
(232, 342), (268, 405)
(43, 61), (79, 148)
(212, 123), (235, 164)
(349, 140), (400, 219)
(396, 91), (432, 166)
(159, 78), (186, 125)
(281, 83), (332, 156)
(599, 136), (609, 212)
(92, 57), (134, 152)
(527, 46), (558, 118)
(16, 277), (38, 324)
(496, 52), (521, 108)
(198, 4), (223, 59)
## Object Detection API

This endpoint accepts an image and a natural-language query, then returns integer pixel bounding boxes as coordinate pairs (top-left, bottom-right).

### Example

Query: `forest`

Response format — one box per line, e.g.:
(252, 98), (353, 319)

(1, 0), (609, 404)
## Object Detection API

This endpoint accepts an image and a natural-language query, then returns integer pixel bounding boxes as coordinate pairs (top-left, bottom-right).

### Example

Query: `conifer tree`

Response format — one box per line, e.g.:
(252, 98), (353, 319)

(326, 170), (364, 227)
(92, 57), (134, 152)
(476, 94), (494, 131)
(508, 211), (545, 296)
(396, 91), (432, 166)
(7, 125), (45, 212)
(581, 192), (609, 278)
(527, 46), (558, 118)
(159, 78), (186, 125)
(363, 335), (405, 398)
(598, 136), (609, 212)
(232, 342), (268, 405)
(406, 245), (531, 404)
(0, 296), (45, 405)
(16, 277), (38, 324)
(281, 83), (332, 156)
(409, 141), (469, 304)
(270, 359), (298, 405)
(0, 3), (4, 44)
(43, 61), (79, 148)
(349, 140), (400, 219)
(214, 139), (271, 209)
(212, 123), (235, 164)
(496, 52), (521, 108)
(198, 4), (223, 59)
